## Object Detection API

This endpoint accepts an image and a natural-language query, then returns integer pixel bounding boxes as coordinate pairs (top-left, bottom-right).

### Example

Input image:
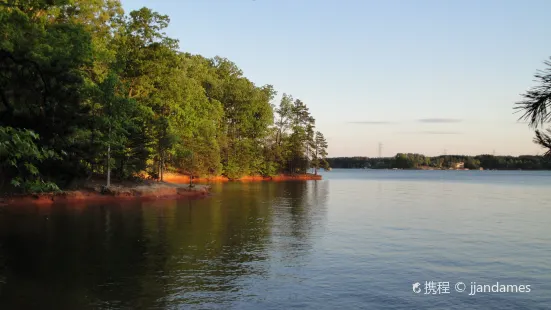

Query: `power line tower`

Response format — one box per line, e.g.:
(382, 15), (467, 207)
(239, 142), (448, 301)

(493, 149), (496, 156)
(444, 149), (447, 156)
(378, 142), (383, 158)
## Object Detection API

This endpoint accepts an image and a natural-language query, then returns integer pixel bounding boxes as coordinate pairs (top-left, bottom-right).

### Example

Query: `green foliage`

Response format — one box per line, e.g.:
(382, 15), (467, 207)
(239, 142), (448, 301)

(12, 178), (61, 193)
(223, 159), (242, 180)
(393, 153), (429, 169)
(0, 126), (60, 192)
(464, 157), (481, 170)
(0, 1), (329, 191)
(261, 161), (278, 177)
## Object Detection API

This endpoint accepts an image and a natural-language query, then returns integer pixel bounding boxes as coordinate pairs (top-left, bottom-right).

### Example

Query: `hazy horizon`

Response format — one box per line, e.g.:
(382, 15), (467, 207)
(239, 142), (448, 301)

(124, 0), (551, 157)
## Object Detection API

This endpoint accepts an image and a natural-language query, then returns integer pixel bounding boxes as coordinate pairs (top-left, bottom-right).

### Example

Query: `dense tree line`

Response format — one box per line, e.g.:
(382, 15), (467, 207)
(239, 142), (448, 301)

(0, 1), (329, 192)
(327, 154), (551, 170)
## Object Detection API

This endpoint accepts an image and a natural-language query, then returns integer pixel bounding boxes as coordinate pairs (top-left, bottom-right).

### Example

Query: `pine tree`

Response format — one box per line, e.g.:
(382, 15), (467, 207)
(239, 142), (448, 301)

(311, 131), (329, 175)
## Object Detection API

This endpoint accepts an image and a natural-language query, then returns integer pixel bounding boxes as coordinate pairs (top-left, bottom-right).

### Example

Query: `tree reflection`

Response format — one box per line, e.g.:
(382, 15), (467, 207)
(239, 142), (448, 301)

(0, 180), (329, 308)
(269, 181), (329, 265)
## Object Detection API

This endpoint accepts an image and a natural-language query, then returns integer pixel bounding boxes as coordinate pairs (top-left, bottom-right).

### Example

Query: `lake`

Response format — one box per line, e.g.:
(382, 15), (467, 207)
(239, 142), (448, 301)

(1, 170), (550, 309)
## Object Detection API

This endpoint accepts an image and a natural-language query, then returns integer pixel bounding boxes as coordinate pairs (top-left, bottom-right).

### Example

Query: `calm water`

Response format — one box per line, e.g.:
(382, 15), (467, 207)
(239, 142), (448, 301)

(1, 170), (550, 309)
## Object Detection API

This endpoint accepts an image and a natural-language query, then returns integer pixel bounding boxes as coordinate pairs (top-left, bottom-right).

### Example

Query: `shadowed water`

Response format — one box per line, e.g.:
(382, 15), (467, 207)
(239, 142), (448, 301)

(0, 170), (550, 309)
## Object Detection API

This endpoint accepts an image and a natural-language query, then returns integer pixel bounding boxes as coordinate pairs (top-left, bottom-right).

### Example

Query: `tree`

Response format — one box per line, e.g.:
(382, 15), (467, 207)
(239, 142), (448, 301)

(1, 0), (97, 186)
(464, 157), (480, 170)
(274, 93), (293, 146)
(1, 1), (330, 192)
(515, 57), (551, 156)
(286, 99), (315, 173)
(94, 72), (139, 187)
(0, 126), (59, 192)
(311, 131), (329, 175)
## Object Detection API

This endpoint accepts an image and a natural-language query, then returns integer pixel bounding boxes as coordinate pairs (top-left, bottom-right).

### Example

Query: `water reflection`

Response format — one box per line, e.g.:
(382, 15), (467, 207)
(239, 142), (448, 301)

(269, 181), (329, 267)
(0, 181), (329, 309)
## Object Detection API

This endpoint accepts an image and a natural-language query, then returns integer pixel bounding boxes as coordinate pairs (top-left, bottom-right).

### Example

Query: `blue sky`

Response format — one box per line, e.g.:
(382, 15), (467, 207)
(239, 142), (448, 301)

(123, 0), (551, 157)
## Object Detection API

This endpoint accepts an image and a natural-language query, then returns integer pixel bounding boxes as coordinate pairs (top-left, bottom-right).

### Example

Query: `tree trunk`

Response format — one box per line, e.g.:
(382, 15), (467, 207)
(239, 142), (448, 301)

(106, 124), (111, 188)
(314, 147), (318, 175)
(189, 152), (194, 187)
(90, 122), (96, 176)
(160, 151), (164, 182)
(107, 144), (111, 187)
(306, 144), (309, 172)
(120, 157), (125, 179)
(157, 155), (161, 181)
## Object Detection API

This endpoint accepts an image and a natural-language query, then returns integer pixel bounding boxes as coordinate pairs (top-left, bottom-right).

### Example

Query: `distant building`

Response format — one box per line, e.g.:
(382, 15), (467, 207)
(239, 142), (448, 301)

(453, 162), (465, 169)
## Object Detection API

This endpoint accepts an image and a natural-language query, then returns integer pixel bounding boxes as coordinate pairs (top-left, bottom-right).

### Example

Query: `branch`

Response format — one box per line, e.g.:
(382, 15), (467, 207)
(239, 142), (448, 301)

(534, 129), (551, 157)
(514, 57), (551, 128)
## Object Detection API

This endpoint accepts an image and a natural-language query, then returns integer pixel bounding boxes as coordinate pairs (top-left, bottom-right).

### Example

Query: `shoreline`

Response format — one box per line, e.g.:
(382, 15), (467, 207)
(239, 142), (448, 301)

(1, 173), (322, 206)
(1, 182), (210, 206)
(162, 173), (322, 183)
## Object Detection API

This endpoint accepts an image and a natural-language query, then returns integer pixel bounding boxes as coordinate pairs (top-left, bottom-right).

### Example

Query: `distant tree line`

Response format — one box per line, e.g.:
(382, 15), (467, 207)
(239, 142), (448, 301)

(327, 154), (551, 170)
(0, 1), (329, 193)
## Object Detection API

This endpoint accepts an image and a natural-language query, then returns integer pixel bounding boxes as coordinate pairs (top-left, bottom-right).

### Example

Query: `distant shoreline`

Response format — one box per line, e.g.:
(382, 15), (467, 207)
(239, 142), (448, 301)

(327, 154), (551, 171)
(327, 167), (551, 171)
